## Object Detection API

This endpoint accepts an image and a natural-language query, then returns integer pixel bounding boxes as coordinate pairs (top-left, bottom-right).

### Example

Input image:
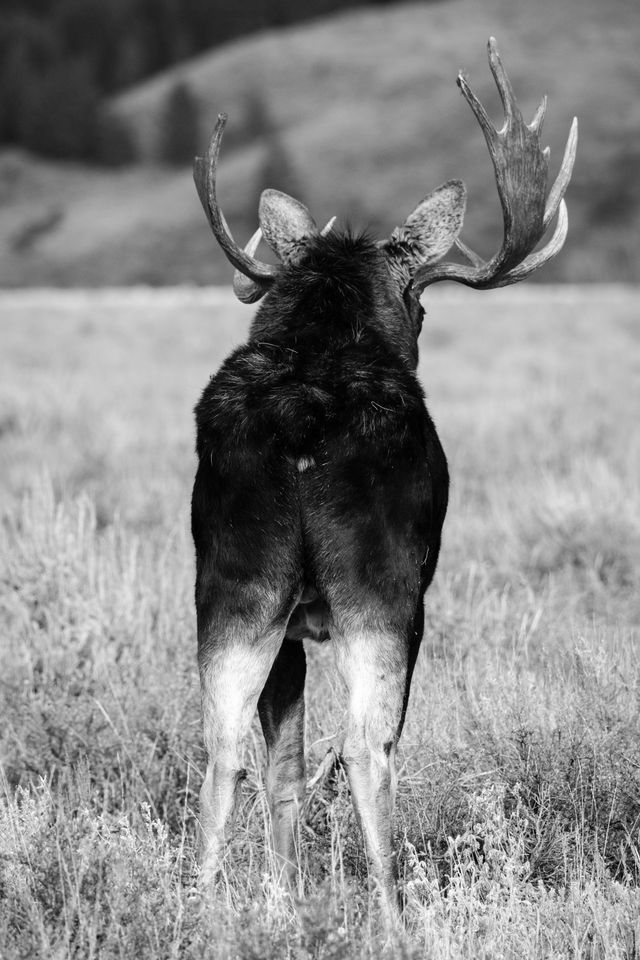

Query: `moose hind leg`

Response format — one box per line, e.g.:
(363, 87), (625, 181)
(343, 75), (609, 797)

(258, 638), (306, 883)
(334, 629), (407, 910)
(198, 628), (282, 885)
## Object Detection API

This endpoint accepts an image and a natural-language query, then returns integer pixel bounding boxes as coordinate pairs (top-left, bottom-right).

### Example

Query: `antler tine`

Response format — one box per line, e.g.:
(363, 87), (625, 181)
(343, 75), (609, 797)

(530, 96), (547, 134)
(415, 39), (578, 292)
(487, 36), (519, 128)
(232, 228), (271, 303)
(457, 71), (495, 145)
(321, 216), (337, 236)
(455, 237), (485, 268)
(543, 116), (578, 229)
(194, 114), (279, 283)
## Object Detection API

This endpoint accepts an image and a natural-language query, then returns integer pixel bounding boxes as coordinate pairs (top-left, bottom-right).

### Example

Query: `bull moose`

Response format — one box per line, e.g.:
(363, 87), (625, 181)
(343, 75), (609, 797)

(191, 39), (577, 909)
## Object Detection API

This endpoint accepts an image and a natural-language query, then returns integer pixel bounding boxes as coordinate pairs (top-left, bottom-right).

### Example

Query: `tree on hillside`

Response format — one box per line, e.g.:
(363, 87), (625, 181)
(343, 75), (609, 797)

(19, 60), (102, 160)
(95, 107), (136, 167)
(248, 91), (303, 215)
(159, 80), (201, 166)
(0, 0), (435, 162)
(259, 132), (303, 204)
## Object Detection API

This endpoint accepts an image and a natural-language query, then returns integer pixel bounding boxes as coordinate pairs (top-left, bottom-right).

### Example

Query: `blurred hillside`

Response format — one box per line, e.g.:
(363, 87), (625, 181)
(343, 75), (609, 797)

(1, 0), (639, 286)
(0, 0), (381, 162)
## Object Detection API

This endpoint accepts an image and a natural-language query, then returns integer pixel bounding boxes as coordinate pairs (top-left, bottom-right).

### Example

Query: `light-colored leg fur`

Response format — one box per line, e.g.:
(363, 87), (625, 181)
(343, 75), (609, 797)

(198, 631), (283, 885)
(334, 627), (407, 913)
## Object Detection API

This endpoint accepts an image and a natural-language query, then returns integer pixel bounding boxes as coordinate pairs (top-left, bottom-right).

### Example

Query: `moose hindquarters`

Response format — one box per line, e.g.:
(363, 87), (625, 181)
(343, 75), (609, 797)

(292, 409), (447, 910)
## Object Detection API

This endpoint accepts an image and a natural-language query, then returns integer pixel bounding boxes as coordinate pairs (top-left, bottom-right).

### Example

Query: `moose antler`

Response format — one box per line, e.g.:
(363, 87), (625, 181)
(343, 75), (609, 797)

(232, 228), (268, 303)
(194, 114), (279, 302)
(415, 38), (578, 291)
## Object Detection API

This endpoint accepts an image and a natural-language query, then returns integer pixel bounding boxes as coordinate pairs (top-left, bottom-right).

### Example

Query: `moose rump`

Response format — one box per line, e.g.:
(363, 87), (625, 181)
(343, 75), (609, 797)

(191, 242), (448, 897)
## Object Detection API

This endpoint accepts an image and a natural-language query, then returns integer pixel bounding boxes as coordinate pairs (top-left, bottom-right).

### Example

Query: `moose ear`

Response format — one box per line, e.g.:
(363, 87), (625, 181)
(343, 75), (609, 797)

(389, 180), (467, 267)
(259, 189), (318, 263)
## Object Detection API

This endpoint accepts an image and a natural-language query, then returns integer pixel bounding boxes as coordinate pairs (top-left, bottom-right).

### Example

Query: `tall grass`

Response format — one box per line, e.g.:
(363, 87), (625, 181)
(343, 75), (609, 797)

(1, 287), (639, 957)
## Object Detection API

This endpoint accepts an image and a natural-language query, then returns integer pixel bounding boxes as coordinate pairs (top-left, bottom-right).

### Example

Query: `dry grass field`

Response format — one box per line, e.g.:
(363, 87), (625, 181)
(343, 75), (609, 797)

(1, 285), (640, 958)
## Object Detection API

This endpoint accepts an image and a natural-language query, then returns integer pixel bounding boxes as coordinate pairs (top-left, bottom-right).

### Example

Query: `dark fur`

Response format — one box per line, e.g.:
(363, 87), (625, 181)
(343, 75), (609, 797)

(192, 230), (448, 701)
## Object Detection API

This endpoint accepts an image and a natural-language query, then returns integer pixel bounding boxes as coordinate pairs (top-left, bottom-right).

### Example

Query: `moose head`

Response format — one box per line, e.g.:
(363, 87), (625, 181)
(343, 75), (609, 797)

(195, 37), (577, 307)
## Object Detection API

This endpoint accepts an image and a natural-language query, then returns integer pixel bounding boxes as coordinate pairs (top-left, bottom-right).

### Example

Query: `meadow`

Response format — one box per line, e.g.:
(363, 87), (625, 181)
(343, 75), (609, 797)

(1, 285), (639, 958)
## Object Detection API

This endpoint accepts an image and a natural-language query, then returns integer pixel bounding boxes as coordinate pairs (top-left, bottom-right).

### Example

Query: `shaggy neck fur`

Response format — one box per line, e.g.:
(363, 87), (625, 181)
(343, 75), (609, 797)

(248, 231), (416, 368)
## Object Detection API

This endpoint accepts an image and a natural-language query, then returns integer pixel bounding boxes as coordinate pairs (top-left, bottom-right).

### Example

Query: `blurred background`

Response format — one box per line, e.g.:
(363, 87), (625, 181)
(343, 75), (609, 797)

(0, 0), (638, 287)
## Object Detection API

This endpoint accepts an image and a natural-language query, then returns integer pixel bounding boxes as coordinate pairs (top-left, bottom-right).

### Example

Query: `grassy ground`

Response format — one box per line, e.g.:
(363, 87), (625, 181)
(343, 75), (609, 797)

(1, 285), (640, 958)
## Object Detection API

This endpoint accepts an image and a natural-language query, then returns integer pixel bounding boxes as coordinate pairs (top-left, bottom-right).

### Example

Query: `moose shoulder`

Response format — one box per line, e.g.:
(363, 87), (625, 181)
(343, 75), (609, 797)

(190, 39), (577, 912)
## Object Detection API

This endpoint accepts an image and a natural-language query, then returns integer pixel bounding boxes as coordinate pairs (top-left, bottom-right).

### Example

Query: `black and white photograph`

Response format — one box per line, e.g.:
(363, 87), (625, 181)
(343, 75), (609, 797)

(1, 0), (639, 956)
